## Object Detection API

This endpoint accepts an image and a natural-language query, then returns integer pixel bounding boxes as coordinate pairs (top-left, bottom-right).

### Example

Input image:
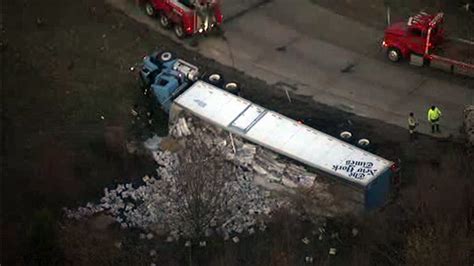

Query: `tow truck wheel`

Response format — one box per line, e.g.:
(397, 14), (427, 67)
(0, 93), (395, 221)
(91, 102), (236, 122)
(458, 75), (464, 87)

(224, 81), (240, 95)
(174, 24), (185, 39)
(387, 48), (402, 62)
(159, 13), (171, 29)
(144, 2), (156, 17)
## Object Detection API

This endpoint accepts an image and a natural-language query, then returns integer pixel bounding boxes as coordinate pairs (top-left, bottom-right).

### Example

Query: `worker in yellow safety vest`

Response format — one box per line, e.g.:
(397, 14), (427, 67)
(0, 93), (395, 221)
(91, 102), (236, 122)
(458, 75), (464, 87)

(427, 105), (442, 133)
(408, 112), (418, 140)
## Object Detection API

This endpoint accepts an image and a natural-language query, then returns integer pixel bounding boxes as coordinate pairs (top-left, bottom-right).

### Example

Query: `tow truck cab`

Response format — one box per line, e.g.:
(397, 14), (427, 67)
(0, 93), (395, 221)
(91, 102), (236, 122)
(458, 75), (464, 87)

(145, 0), (223, 38)
(383, 12), (445, 62)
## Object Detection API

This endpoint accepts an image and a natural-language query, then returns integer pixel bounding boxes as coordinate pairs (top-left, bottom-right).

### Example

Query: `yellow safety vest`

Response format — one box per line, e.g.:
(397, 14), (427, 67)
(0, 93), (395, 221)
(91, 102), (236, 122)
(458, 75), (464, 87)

(427, 108), (441, 121)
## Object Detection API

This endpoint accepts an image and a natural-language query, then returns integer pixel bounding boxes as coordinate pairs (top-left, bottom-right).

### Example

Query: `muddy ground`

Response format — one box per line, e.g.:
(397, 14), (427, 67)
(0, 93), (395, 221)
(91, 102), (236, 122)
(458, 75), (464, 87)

(1, 0), (473, 265)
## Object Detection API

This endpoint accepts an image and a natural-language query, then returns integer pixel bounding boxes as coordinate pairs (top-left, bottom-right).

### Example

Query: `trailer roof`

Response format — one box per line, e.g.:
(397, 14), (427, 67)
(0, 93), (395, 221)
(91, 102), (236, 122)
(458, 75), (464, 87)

(174, 81), (393, 186)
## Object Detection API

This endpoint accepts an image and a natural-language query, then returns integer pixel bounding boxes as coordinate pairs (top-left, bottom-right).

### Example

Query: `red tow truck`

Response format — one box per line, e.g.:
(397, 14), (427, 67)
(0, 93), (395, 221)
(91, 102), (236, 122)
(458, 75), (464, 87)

(142, 0), (223, 39)
(382, 12), (474, 77)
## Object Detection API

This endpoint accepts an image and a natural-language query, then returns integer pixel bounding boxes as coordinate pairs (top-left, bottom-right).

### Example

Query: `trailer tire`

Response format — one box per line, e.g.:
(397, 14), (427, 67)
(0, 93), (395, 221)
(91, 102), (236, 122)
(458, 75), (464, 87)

(174, 24), (186, 39)
(339, 131), (353, 141)
(356, 138), (371, 150)
(223, 81), (241, 95)
(158, 51), (175, 63)
(205, 73), (224, 87)
(159, 13), (172, 29)
(144, 2), (156, 17)
(387, 47), (402, 62)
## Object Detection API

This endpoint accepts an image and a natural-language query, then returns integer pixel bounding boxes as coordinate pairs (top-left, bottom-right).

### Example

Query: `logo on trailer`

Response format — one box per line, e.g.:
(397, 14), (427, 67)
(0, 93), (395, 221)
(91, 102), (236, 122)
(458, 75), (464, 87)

(332, 160), (378, 180)
(194, 99), (207, 108)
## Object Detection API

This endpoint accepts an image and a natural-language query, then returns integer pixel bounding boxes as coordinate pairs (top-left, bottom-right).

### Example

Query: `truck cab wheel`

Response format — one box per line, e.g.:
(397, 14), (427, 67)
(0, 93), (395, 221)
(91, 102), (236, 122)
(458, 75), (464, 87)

(159, 13), (171, 29)
(158, 51), (174, 62)
(174, 24), (185, 39)
(224, 82), (240, 95)
(206, 73), (224, 87)
(387, 48), (402, 62)
(144, 2), (156, 17)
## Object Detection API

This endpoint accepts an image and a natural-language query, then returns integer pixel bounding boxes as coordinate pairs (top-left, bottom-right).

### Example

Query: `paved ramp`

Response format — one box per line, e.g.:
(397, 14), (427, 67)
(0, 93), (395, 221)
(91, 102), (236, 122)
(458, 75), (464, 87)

(108, 0), (473, 137)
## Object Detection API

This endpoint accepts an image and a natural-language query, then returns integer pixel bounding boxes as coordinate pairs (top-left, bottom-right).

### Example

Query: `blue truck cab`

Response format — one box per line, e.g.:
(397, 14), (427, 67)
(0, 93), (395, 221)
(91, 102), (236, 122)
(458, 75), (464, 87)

(139, 51), (200, 113)
(139, 51), (242, 114)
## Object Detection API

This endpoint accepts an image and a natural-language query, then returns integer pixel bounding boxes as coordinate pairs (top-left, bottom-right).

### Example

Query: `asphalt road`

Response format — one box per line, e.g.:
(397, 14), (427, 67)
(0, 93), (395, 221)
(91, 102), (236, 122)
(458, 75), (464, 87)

(109, 0), (473, 138)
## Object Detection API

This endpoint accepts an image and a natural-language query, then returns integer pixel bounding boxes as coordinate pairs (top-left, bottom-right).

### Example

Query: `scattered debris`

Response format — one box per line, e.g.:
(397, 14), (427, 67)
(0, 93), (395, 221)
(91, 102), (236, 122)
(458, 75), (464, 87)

(340, 63), (356, 73)
(305, 256), (314, 263)
(284, 88), (292, 103)
(65, 113), (355, 242)
(144, 135), (162, 151)
(36, 18), (44, 27)
(126, 140), (139, 154)
(199, 241), (206, 247)
(276, 45), (287, 52)
(114, 241), (122, 249)
(329, 248), (337, 255)
(352, 228), (359, 237)
(301, 237), (310, 245)
(248, 227), (255, 235)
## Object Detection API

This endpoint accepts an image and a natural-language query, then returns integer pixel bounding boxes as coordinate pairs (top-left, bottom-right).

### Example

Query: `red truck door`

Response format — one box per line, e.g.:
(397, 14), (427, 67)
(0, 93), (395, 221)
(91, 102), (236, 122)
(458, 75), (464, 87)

(405, 27), (426, 56)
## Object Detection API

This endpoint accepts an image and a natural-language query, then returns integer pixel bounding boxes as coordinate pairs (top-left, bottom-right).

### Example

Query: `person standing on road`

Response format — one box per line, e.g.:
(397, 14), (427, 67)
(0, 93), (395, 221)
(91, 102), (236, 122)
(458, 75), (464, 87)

(408, 112), (418, 139)
(427, 105), (442, 133)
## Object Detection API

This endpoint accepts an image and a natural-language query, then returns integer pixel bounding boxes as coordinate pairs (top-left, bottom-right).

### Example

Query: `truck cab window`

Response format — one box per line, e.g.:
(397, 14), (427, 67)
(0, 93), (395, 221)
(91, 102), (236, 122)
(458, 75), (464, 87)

(409, 28), (422, 37)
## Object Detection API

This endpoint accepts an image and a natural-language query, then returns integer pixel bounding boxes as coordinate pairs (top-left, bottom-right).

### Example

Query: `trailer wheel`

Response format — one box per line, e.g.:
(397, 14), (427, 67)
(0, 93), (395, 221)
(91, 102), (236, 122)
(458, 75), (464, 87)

(357, 138), (371, 150)
(223, 81), (240, 95)
(174, 24), (185, 39)
(144, 2), (156, 17)
(339, 131), (353, 141)
(387, 48), (402, 62)
(159, 13), (172, 29)
(206, 73), (224, 87)
(158, 51), (174, 63)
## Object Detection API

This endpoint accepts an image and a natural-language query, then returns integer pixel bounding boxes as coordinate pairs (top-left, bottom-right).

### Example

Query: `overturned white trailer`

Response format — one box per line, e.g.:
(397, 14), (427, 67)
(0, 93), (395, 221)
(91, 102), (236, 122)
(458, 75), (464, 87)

(170, 81), (395, 209)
